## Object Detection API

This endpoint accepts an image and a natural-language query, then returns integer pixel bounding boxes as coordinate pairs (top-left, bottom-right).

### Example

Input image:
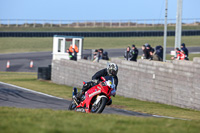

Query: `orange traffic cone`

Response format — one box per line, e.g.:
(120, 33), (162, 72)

(6, 61), (10, 68)
(30, 60), (33, 68)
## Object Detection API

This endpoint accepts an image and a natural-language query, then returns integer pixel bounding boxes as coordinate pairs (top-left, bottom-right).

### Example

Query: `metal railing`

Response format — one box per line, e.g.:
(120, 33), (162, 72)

(0, 18), (199, 28)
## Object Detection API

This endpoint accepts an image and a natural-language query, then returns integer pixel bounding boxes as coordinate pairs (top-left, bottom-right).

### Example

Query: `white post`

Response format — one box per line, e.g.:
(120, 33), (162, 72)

(76, 21), (79, 27)
(136, 19), (138, 27)
(25, 20), (27, 27)
(85, 21), (87, 27)
(51, 20), (53, 27)
(43, 20), (45, 27)
(68, 21), (70, 27)
(175, 0), (183, 49)
(119, 20), (121, 27)
(163, 0), (168, 62)
(59, 21), (62, 27)
(33, 20), (36, 28)
(7, 19), (10, 27)
(153, 19), (155, 27)
(16, 19), (18, 27)
(102, 20), (104, 27)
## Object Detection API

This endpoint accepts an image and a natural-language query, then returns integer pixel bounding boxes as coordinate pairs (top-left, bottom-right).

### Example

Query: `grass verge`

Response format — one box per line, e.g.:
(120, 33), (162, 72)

(0, 71), (200, 121)
(0, 36), (200, 53)
(1, 71), (200, 133)
(1, 107), (200, 133)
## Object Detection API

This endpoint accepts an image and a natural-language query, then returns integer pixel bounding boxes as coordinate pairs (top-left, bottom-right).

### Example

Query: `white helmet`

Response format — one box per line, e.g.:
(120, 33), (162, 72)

(107, 63), (118, 76)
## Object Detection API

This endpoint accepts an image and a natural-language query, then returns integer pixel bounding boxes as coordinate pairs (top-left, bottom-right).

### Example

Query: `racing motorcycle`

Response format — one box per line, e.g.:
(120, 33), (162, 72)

(68, 77), (115, 113)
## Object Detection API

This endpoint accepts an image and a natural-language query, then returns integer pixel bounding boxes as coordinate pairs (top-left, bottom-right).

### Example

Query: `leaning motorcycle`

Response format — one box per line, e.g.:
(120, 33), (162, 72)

(68, 77), (114, 113)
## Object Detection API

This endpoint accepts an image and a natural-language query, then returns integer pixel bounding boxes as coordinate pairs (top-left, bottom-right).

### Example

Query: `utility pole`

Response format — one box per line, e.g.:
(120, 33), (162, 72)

(163, 0), (168, 62)
(175, 0), (183, 49)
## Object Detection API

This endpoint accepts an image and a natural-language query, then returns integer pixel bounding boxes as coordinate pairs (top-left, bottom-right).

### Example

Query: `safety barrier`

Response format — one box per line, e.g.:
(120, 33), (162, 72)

(0, 30), (200, 37)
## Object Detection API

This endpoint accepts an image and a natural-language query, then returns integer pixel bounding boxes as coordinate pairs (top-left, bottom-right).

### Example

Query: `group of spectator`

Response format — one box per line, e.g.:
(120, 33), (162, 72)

(124, 43), (189, 62)
(141, 43), (163, 61)
(93, 48), (109, 62)
(66, 44), (79, 61)
(67, 42), (189, 62)
(124, 45), (139, 61)
(171, 43), (189, 60)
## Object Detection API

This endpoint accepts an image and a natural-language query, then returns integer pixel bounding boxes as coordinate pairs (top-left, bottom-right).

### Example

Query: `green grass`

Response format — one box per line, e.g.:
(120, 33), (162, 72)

(1, 107), (200, 133)
(1, 72), (200, 132)
(1, 25), (200, 31)
(1, 71), (200, 121)
(0, 36), (200, 53)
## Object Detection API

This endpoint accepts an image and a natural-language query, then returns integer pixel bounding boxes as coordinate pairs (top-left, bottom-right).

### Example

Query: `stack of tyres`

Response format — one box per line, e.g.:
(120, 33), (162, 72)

(37, 65), (51, 80)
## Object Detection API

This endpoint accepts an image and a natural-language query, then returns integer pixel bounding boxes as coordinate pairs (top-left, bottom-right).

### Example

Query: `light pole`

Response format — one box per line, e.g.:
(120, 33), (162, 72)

(163, 0), (168, 62)
(175, 0), (183, 49)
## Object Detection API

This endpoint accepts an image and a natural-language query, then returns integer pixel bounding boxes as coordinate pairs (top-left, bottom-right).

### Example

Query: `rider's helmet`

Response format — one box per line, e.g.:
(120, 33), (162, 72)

(107, 63), (118, 76)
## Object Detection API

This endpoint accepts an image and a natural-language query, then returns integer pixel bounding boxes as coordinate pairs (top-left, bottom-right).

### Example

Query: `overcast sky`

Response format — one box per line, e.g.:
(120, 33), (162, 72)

(0, 0), (199, 20)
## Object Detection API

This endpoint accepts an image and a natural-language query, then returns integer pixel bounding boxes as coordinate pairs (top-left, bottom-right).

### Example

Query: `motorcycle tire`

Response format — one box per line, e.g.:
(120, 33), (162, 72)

(91, 97), (107, 113)
(68, 102), (76, 110)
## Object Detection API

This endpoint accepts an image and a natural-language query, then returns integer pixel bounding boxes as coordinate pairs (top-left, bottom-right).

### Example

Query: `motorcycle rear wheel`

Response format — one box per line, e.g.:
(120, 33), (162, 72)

(91, 97), (107, 113)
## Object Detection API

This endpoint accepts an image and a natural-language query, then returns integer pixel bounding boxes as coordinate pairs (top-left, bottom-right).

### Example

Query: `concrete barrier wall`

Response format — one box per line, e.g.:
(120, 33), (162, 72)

(52, 57), (200, 110)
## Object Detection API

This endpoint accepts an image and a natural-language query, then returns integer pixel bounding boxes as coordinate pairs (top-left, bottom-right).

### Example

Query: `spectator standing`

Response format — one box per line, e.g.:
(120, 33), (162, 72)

(171, 48), (186, 60)
(72, 48), (77, 61)
(102, 51), (109, 60)
(92, 49), (99, 62)
(145, 44), (153, 59)
(181, 43), (189, 60)
(69, 44), (79, 53)
(98, 48), (104, 60)
(130, 45), (138, 61)
(141, 45), (147, 59)
(97, 48), (109, 61)
(124, 46), (132, 61)
(149, 49), (162, 61)
(155, 45), (163, 60)
(66, 49), (73, 60)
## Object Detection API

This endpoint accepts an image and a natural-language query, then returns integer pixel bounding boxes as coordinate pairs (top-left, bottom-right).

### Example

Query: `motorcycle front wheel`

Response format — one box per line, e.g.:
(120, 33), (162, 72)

(68, 101), (77, 110)
(91, 97), (107, 113)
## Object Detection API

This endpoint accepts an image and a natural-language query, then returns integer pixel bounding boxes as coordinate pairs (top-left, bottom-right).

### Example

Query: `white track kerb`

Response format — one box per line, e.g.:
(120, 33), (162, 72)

(0, 81), (64, 100)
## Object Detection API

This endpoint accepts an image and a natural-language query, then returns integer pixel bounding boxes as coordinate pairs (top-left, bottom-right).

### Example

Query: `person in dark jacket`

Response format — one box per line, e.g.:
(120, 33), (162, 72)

(75, 63), (118, 104)
(66, 49), (73, 60)
(155, 45), (163, 60)
(97, 48), (109, 61)
(72, 48), (77, 61)
(124, 46), (132, 61)
(130, 44), (138, 62)
(145, 44), (152, 59)
(181, 43), (189, 60)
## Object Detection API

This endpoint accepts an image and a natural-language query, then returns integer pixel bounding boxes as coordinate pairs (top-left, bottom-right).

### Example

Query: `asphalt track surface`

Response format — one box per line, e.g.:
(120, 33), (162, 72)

(0, 82), (152, 117)
(0, 47), (200, 72)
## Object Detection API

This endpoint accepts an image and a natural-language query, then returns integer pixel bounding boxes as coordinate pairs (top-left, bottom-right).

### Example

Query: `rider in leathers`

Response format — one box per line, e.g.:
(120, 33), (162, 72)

(76, 63), (118, 105)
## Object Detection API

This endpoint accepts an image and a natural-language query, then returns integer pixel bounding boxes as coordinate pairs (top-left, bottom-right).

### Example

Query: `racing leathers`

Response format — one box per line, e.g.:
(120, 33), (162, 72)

(77, 68), (118, 104)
